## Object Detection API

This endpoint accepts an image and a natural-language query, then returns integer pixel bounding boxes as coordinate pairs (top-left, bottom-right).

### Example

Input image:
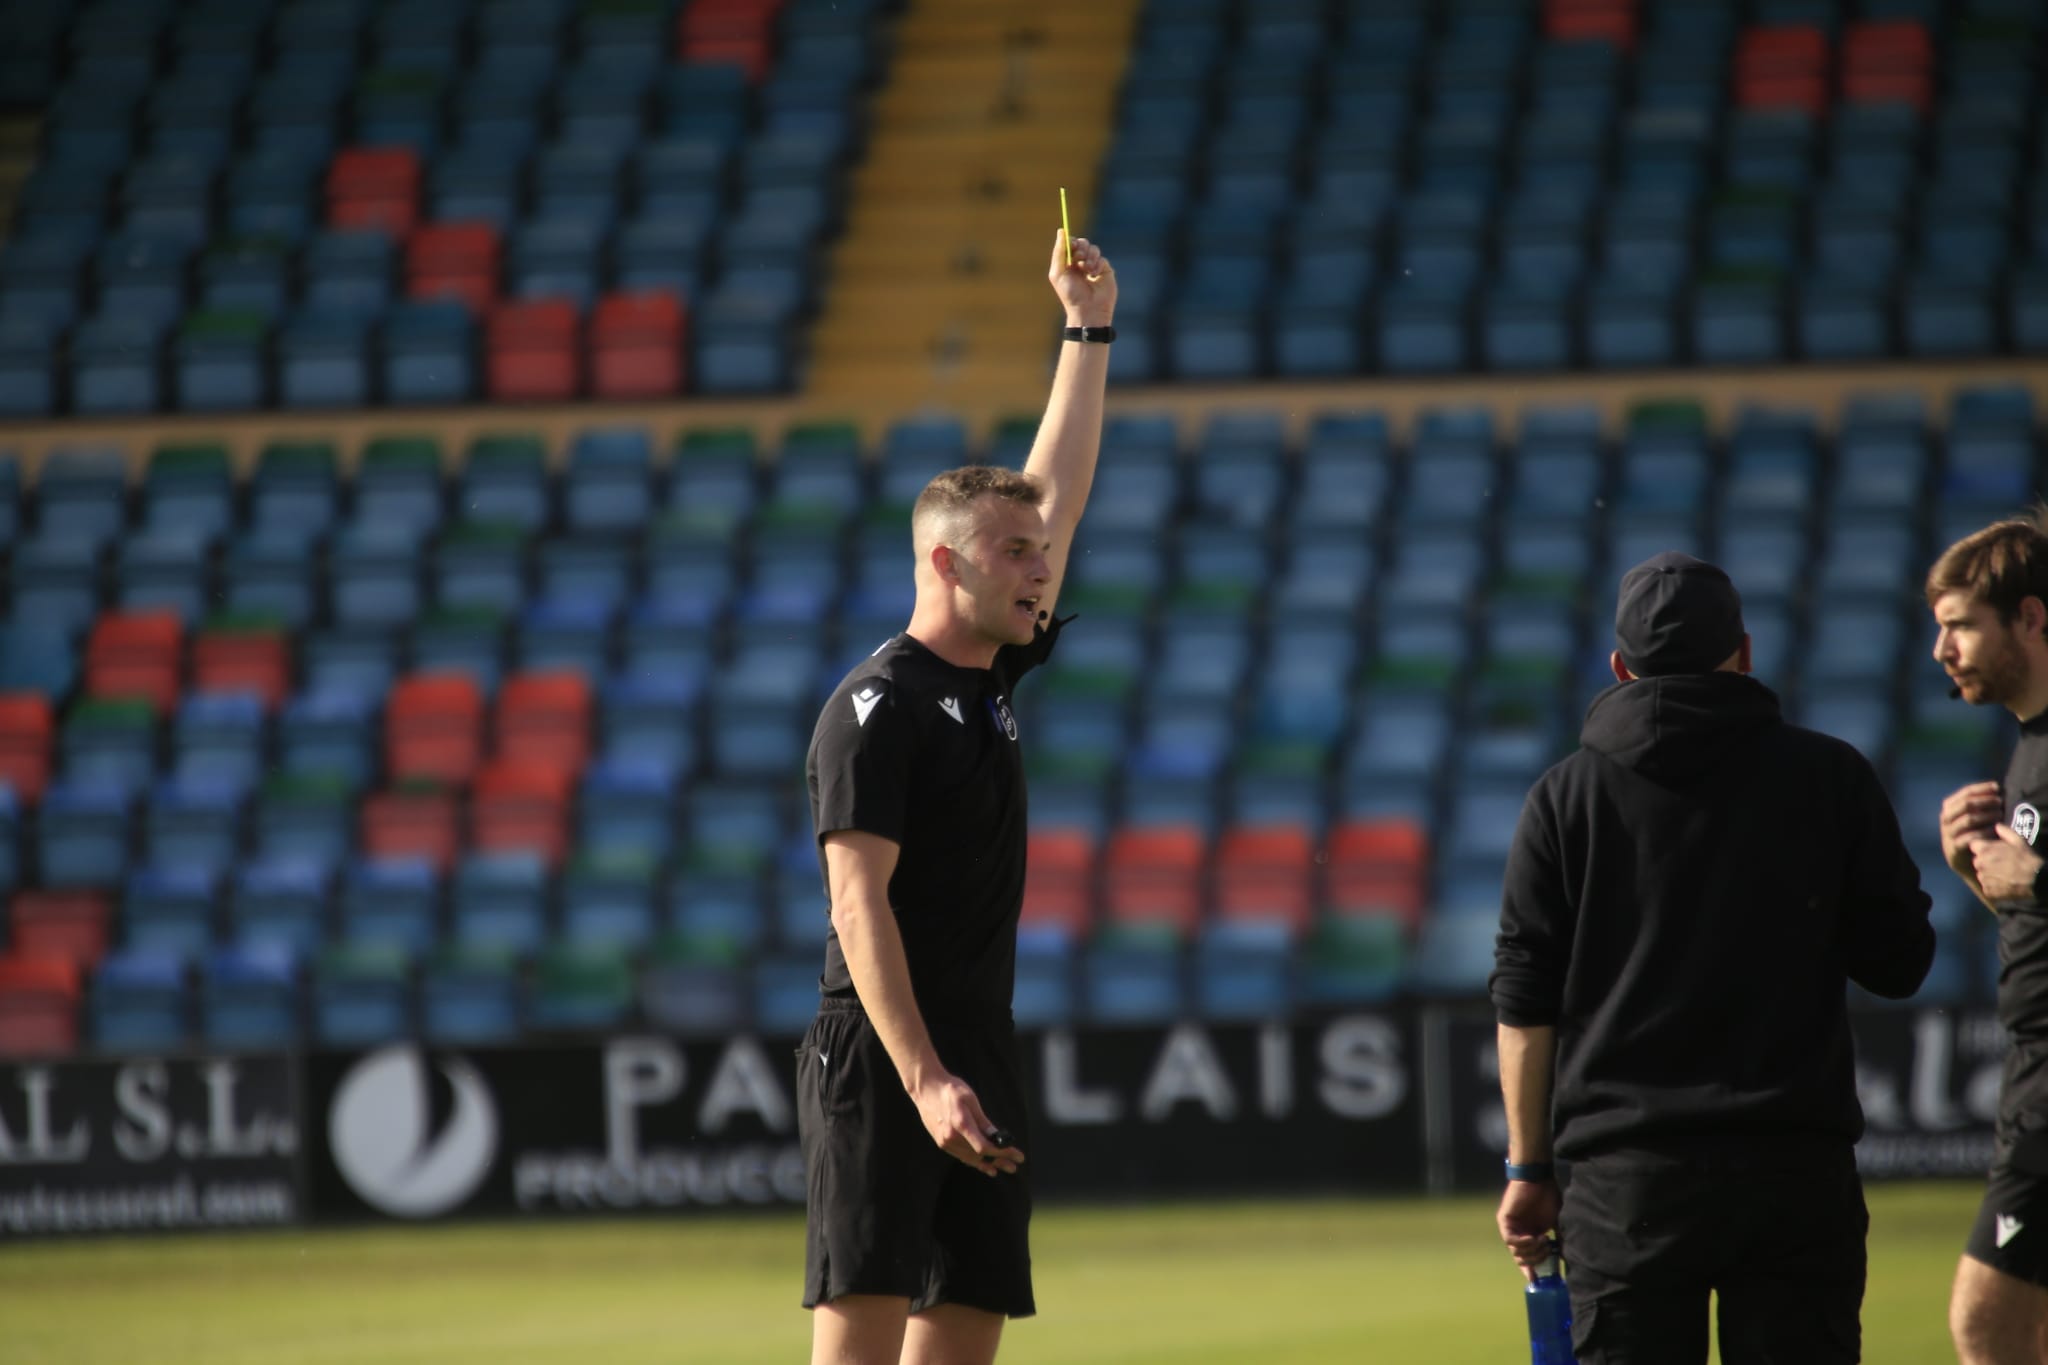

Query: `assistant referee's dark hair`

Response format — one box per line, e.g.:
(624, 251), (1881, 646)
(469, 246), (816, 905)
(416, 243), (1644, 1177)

(912, 466), (1044, 536)
(1926, 506), (2048, 630)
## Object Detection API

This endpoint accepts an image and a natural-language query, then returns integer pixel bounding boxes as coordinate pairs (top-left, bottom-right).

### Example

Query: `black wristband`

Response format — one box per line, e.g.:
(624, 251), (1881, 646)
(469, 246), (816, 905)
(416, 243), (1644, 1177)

(1062, 325), (1116, 344)
(1504, 1160), (1556, 1183)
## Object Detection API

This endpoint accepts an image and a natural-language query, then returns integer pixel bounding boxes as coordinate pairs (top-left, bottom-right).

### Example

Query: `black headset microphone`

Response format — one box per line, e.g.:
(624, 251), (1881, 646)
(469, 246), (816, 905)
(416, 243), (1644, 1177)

(1951, 683), (1965, 700)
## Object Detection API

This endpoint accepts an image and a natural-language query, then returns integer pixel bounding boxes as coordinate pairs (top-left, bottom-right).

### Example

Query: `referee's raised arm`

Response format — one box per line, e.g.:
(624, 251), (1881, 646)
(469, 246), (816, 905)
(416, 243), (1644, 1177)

(1021, 229), (1118, 621)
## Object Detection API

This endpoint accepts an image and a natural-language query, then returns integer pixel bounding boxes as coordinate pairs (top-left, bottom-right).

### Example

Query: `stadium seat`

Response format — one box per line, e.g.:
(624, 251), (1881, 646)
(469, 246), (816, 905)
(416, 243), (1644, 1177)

(312, 941), (413, 1045)
(90, 947), (191, 1050)
(422, 941), (522, 1043)
(199, 941), (300, 1047)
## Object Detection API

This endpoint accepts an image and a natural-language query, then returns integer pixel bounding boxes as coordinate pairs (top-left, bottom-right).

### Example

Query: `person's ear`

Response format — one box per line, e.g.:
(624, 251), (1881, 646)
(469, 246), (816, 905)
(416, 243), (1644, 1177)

(931, 544), (959, 586)
(1610, 651), (1633, 683)
(1737, 633), (1753, 675)
(2022, 596), (2048, 640)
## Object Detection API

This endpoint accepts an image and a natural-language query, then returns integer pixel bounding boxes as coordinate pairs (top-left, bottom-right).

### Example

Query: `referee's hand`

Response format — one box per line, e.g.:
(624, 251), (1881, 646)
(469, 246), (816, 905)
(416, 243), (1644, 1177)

(912, 1073), (1025, 1177)
(1941, 781), (2002, 881)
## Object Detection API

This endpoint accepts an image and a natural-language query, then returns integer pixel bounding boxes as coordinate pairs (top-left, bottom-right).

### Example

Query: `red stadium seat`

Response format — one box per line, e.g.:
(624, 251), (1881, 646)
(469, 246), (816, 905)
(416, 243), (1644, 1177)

(85, 611), (185, 713)
(386, 673), (486, 785)
(487, 299), (582, 402)
(1545, 0), (1636, 47)
(1323, 818), (1430, 932)
(191, 624), (292, 710)
(1841, 21), (1931, 111)
(326, 147), (422, 235)
(9, 891), (110, 969)
(0, 955), (81, 1056)
(1213, 825), (1316, 931)
(407, 222), (502, 313)
(1102, 826), (1205, 932)
(676, 39), (773, 82)
(494, 671), (593, 774)
(1734, 25), (1829, 114)
(1843, 20), (1931, 66)
(590, 292), (687, 399)
(0, 693), (54, 803)
(470, 761), (575, 865)
(1736, 25), (1829, 75)
(361, 788), (461, 871)
(1022, 830), (1097, 933)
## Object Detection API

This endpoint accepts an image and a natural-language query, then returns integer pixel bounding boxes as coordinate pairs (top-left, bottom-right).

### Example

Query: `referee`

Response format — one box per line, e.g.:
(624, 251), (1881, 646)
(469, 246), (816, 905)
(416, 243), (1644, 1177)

(1492, 551), (1934, 1364)
(1927, 514), (2048, 1365)
(797, 230), (1115, 1365)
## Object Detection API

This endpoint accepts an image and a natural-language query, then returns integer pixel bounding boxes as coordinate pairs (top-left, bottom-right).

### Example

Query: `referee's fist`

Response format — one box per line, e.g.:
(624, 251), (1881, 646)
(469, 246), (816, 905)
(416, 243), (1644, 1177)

(1941, 781), (2002, 880)
(1051, 231), (1116, 329)
(913, 1071), (1025, 1177)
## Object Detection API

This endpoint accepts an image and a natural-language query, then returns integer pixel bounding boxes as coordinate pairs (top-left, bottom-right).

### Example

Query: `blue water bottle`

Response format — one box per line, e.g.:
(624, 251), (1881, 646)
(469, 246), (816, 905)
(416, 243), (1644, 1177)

(1525, 1251), (1577, 1365)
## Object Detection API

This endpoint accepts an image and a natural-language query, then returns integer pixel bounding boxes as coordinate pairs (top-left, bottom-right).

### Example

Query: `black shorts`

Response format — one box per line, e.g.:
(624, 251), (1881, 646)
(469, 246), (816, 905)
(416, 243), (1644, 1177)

(1560, 1148), (1867, 1365)
(1966, 1120), (2048, 1287)
(797, 998), (1034, 1318)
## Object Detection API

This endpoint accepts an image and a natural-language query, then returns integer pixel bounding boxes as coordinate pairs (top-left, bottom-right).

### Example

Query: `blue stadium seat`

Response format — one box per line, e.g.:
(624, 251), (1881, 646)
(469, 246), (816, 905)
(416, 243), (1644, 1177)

(38, 780), (134, 888)
(517, 597), (614, 679)
(1692, 278), (1786, 366)
(1904, 277), (1998, 357)
(278, 311), (373, 409)
(230, 856), (330, 952)
(1012, 925), (1077, 1028)
(0, 318), (58, 417)
(167, 692), (265, 793)
(122, 865), (219, 958)
(1377, 285), (1471, 374)
(422, 943), (523, 1044)
(1195, 918), (1295, 1020)
(338, 858), (442, 954)
(142, 775), (245, 881)
(452, 852), (551, 954)
(1482, 289), (1574, 372)
(381, 301), (476, 406)
(1083, 926), (1184, 1024)
(71, 315), (167, 414)
(91, 947), (192, 1050)
(197, 945), (299, 1055)
(562, 851), (661, 949)
(1586, 286), (1678, 369)
(116, 528), (212, 621)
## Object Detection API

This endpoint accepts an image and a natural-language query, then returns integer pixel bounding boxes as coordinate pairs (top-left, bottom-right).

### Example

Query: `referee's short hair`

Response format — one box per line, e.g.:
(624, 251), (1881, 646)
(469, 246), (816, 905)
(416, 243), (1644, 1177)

(912, 466), (1045, 547)
(1927, 507), (2048, 626)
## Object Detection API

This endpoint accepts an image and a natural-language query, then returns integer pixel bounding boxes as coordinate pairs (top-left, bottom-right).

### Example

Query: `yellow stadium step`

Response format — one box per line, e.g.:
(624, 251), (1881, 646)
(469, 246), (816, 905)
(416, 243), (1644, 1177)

(805, 0), (1143, 412)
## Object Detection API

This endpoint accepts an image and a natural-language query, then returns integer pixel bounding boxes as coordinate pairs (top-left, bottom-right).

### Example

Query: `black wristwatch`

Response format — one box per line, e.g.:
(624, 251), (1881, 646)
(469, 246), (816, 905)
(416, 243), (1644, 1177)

(1504, 1160), (1556, 1182)
(1061, 325), (1116, 344)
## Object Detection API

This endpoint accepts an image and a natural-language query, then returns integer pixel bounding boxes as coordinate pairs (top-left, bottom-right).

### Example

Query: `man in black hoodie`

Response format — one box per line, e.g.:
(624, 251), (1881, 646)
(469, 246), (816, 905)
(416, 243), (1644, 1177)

(1490, 551), (1936, 1365)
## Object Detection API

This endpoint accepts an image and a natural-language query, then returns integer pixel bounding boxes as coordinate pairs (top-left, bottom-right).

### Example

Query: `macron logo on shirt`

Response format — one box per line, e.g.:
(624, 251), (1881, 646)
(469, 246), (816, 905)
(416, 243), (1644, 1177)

(851, 687), (883, 727)
(939, 697), (964, 724)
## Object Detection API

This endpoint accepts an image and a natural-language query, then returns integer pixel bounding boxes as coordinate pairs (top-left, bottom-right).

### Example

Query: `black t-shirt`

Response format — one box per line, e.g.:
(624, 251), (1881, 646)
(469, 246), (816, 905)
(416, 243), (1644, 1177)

(806, 620), (1063, 1022)
(1998, 715), (2048, 1112)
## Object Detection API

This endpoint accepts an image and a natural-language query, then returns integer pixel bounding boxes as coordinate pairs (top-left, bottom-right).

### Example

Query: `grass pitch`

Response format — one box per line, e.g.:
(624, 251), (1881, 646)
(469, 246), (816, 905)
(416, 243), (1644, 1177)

(1, 1183), (1978, 1363)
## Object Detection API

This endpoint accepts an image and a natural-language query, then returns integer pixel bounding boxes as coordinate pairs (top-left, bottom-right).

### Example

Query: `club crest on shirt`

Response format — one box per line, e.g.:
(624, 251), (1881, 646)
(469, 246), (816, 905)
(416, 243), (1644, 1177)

(2017, 803), (2041, 847)
(990, 695), (1018, 741)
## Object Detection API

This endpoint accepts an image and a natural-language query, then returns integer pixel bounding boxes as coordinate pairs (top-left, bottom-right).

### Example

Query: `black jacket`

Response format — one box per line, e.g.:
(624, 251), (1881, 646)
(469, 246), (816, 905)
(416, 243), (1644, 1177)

(1489, 672), (1936, 1160)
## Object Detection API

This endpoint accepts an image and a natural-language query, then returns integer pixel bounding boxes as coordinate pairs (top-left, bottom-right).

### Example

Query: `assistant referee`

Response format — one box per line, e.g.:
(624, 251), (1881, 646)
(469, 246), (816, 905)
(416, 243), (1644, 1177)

(797, 230), (1115, 1365)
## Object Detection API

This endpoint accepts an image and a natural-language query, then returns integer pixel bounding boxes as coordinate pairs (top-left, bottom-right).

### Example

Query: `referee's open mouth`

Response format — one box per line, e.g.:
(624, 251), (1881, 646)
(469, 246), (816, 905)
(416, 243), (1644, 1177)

(1014, 594), (1041, 623)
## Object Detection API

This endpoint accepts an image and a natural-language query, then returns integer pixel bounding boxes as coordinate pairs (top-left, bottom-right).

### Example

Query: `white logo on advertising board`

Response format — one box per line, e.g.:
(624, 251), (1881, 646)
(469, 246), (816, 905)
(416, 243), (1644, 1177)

(330, 1047), (498, 1219)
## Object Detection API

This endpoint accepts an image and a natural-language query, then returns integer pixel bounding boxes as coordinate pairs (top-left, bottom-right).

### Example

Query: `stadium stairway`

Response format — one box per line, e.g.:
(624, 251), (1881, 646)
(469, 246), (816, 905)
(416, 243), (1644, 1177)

(806, 0), (1141, 411)
(0, 114), (34, 244)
